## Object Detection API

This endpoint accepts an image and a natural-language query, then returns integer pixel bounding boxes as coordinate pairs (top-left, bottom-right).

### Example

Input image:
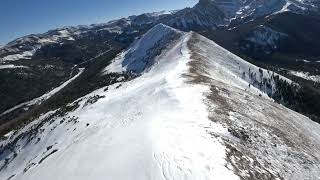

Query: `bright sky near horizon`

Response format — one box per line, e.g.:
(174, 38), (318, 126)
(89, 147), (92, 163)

(0, 0), (198, 45)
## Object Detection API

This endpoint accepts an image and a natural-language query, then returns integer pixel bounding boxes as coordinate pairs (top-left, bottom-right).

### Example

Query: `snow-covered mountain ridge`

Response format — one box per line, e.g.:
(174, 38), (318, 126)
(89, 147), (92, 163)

(107, 24), (293, 97)
(105, 24), (183, 74)
(1, 24), (319, 180)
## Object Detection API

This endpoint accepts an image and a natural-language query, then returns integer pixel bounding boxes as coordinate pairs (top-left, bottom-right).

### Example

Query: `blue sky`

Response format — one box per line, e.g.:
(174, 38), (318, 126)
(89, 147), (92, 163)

(0, 0), (198, 45)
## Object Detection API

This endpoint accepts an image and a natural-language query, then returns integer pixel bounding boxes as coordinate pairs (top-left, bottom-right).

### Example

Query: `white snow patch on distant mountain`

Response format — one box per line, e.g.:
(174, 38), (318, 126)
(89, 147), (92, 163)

(1, 49), (38, 62)
(53, 30), (75, 41)
(274, 1), (294, 14)
(146, 10), (174, 17)
(246, 25), (287, 49)
(289, 70), (320, 82)
(0, 64), (28, 69)
(38, 38), (57, 44)
(99, 26), (124, 34)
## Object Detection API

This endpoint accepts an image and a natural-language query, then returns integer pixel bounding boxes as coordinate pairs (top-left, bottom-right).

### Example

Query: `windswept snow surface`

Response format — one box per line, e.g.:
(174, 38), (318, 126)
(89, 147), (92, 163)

(0, 27), (238, 180)
(187, 32), (292, 97)
(1, 25), (320, 180)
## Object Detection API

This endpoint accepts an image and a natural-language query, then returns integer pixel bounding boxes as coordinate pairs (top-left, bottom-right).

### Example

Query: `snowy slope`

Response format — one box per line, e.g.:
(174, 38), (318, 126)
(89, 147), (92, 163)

(1, 25), (320, 180)
(186, 31), (293, 97)
(104, 24), (183, 74)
